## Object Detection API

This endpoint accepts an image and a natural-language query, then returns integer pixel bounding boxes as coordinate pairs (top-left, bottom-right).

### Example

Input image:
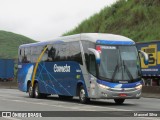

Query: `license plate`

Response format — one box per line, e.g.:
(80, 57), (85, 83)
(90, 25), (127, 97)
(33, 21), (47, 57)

(119, 93), (127, 97)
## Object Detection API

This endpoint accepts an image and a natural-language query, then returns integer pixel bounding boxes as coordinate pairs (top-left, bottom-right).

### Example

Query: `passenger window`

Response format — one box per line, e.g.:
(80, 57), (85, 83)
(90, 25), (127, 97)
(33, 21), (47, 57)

(31, 46), (42, 63)
(21, 47), (30, 63)
(46, 42), (83, 65)
(19, 49), (22, 62)
(46, 45), (56, 62)
(69, 42), (83, 65)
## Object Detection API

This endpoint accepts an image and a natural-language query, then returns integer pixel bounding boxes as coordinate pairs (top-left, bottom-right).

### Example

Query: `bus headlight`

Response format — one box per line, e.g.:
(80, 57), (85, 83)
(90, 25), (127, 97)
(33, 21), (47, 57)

(135, 84), (142, 90)
(99, 84), (110, 90)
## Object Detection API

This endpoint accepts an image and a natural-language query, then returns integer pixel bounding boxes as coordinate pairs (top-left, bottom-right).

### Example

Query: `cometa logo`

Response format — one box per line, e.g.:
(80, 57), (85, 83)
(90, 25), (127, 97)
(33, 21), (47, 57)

(54, 64), (70, 72)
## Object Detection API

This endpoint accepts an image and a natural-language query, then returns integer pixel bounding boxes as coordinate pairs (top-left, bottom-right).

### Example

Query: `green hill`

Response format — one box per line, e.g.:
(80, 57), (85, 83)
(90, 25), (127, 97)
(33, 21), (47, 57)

(63, 0), (160, 42)
(0, 30), (35, 59)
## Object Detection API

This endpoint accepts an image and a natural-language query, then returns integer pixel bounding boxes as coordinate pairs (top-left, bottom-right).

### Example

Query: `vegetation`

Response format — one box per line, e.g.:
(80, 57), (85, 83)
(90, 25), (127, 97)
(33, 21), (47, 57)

(0, 30), (35, 59)
(63, 0), (160, 42)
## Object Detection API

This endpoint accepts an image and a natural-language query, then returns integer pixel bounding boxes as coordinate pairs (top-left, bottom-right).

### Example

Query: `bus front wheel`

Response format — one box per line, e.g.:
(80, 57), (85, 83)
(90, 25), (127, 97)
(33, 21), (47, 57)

(79, 86), (90, 104)
(28, 83), (35, 98)
(114, 99), (125, 104)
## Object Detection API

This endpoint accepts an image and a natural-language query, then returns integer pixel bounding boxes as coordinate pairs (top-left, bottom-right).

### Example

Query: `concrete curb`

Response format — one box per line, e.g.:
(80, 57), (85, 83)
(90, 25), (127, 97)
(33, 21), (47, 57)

(0, 82), (18, 89)
(142, 93), (160, 99)
(142, 86), (160, 99)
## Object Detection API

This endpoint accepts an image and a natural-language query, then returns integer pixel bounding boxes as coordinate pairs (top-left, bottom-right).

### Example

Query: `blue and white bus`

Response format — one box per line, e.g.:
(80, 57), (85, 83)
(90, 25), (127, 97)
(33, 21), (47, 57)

(18, 33), (148, 104)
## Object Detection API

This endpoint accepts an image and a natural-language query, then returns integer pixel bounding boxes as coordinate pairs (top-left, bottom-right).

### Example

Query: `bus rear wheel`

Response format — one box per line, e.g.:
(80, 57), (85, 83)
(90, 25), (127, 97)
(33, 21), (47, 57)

(114, 99), (125, 104)
(28, 83), (35, 98)
(79, 86), (90, 104)
(34, 83), (45, 99)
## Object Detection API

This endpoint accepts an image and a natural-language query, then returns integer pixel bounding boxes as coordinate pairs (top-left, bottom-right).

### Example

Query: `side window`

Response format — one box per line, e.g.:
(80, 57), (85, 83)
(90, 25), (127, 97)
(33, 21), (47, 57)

(82, 41), (95, 73)
(65, 43), (70, 61)
(48, 46), (56, 61)
(88, 53), (96, 76)
(54, 44), (60, 61)
(21, 47), (30, 63)
(42, 44), (60, 62)
(31, 46), (37, 63)
(31, 46), (43, 63)
(69, 42), (83, 65)
(42, 42), (83, 65)
(21, 48), (25, 62)
(19, 48), (22, 63)
(59, 43), (67, 61)
(24, 47), (31, 63)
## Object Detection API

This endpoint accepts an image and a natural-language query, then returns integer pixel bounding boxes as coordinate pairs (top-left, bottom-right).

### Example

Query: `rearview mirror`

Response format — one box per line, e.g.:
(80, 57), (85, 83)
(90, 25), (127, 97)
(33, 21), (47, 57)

(138, 50), (148, 65)
(88, 48), (100, 64)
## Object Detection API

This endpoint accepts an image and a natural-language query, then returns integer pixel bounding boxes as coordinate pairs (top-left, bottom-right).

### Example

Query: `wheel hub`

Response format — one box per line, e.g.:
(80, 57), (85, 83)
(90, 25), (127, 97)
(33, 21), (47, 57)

(80, 89), (85, 101)
(35, 86), (38, 97)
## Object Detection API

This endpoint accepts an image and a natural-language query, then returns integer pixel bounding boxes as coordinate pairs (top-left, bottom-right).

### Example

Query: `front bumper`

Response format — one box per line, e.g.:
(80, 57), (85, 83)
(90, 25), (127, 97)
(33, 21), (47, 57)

(97, 88), (141, 99)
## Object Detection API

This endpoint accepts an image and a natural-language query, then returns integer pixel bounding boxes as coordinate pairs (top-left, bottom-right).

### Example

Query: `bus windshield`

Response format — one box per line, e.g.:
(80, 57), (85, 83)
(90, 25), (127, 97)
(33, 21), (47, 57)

(98, 45), (141, 82)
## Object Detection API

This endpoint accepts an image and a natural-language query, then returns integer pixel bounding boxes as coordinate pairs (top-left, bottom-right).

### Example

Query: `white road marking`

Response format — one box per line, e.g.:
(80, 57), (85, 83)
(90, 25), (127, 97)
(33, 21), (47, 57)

(0, 98), (94, 111)
(0, 94), (132, 111)
(0, 97), (131, 111)
(0, 92), (159, 120)
(1, 117), (20, 120)
(140, 117), (160, 120)
(0, 98), (159, 120)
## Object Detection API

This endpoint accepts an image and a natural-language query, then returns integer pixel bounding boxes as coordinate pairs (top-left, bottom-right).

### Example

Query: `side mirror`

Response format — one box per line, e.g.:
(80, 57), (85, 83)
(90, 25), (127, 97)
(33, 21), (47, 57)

(138, 50), (149, 65)
(88, 48), (100, 64)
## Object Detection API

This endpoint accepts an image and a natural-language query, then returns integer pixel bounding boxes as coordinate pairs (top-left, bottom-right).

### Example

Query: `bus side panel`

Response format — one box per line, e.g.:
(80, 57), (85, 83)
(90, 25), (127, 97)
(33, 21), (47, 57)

(18, 63), (34, 92)
(36, 61), (84, 96)
(36, 62), (60, 95)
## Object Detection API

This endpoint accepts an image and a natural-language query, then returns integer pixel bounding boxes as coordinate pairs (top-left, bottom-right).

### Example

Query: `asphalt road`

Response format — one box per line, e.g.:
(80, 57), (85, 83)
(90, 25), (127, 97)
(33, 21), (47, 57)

(0, 89), (160, 120)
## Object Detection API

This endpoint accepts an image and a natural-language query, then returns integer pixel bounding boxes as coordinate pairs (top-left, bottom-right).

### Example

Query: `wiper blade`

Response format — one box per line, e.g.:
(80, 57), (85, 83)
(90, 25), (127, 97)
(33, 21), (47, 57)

(123, 60), (134, 81)
(112, 64), (119, 81)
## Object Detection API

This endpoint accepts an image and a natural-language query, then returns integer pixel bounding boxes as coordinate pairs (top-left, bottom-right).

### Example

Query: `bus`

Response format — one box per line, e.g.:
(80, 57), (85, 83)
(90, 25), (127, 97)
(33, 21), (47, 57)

(18, 33), (148, 104)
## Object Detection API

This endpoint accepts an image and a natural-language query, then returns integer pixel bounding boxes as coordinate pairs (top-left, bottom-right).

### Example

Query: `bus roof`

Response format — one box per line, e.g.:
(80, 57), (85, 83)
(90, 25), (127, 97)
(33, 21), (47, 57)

(19, 33), (135, 48)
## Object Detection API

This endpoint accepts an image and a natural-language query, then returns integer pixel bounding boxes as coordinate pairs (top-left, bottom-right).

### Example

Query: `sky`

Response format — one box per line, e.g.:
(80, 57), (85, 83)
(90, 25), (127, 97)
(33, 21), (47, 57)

(0, 0), (117, 41)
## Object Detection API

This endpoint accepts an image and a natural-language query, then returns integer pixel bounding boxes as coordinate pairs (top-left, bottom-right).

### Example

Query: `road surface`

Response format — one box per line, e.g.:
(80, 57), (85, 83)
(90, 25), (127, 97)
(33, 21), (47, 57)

(0, 89), (159, 120)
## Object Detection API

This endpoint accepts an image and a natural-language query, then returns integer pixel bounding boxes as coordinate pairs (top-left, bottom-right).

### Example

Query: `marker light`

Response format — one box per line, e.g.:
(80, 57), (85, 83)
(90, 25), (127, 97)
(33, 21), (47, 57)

(96, 46), (101, 53)
(99, 84), (110, 89)
(135, 84), (142, 90)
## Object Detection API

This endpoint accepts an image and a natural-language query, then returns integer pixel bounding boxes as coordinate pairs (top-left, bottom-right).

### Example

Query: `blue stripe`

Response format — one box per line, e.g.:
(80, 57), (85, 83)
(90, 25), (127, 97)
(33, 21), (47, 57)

(96, 40), (135, 45)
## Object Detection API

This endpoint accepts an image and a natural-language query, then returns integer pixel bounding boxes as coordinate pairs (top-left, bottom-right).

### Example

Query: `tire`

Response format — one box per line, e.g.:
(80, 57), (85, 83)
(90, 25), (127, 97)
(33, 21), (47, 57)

(34, 83), (43, 99)
(79, 86), (90, 104)
(28, 83), (35, 98)
(114, 99), (125, 105)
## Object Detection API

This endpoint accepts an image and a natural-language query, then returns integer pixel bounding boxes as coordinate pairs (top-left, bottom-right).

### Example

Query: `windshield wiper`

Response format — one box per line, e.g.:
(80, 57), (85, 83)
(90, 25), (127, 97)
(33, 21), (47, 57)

(123, 60), (134, 81)
(112, 62), (120, 81)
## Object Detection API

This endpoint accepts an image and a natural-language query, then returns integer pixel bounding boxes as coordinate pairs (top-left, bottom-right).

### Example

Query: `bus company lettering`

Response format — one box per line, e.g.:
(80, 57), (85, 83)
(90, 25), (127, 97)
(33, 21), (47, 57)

(54, 64), (70, 72)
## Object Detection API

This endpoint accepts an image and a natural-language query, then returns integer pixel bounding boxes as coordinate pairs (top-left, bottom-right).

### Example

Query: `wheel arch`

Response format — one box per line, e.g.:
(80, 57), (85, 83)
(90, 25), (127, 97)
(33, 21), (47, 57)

(76, 80), (88, 97)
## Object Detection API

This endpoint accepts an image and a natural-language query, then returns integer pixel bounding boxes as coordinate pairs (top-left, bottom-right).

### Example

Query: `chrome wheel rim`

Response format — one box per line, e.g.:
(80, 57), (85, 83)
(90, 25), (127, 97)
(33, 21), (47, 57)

(35, 86), (38, 97)
(29, 86), (32, 96)
(80, 89), (85, 101)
